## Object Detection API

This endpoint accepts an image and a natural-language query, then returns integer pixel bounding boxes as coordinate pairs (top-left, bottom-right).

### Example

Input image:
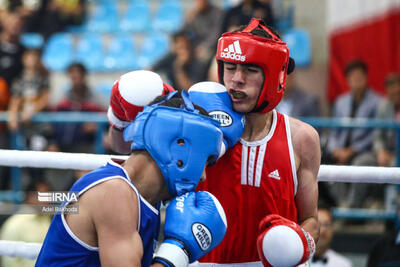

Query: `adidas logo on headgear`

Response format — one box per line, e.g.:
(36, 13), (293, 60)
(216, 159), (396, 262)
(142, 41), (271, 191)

(220, 41), (246, 62)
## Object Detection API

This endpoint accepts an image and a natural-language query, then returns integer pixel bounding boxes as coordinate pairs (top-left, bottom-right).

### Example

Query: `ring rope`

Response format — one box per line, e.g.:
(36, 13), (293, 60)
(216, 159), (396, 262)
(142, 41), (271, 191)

(0, 149), (399, 184)
(0, 240), (41, 259)
(0, 149), (128, 170)
(318, 164), (400, 184)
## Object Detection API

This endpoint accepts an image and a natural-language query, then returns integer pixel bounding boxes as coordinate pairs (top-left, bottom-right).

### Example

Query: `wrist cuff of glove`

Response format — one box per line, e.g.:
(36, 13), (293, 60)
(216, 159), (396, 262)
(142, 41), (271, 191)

(300, 228), (315, 264)
(107, 107), (131, 130)
(217, 140), (227, 159)
(153, 242), (189, 267)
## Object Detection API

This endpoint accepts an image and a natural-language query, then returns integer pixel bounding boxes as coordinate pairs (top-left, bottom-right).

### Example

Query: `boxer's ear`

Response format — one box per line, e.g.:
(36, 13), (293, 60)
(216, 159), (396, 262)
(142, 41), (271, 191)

(287, 57), (295, 75)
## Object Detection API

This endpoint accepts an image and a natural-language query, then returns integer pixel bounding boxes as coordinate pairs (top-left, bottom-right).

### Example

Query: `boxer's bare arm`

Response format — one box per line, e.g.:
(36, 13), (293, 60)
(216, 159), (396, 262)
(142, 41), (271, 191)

(91, 179), (143, 266)
(108, 127), (132, 154)
(290, 118), (321, 243)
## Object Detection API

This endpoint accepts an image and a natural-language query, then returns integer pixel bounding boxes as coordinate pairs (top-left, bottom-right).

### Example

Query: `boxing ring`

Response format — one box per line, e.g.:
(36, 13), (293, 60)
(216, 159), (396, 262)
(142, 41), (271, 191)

(0, 149), (399, 260)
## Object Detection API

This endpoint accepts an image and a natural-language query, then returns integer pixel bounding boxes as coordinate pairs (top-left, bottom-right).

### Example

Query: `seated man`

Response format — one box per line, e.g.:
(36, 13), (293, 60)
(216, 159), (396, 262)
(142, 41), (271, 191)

(35, 91), (227, 267)
(311, 202), (352, 267)
(325, 59), (381, 208)
(326, 59), (381, 166)
(367, 192), (400, 267)
(373, 72), (400, 167)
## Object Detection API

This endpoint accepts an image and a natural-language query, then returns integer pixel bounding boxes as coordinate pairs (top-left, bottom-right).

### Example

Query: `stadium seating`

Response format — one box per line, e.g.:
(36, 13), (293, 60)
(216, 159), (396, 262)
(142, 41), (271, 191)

(104, 35), (137, 71)
(75, 34), (105, 72)
(42, 33), (74, 71)
(275, 4), (295, 32)
(119, 2), (151, 33)
(85, 2), (119, 33)
(283, 28), (312, 67)
(137, 33), (170, 69)
(43, 0), (307, 73)
(20, 33), (44, 49)
(152, 1), (184, 33)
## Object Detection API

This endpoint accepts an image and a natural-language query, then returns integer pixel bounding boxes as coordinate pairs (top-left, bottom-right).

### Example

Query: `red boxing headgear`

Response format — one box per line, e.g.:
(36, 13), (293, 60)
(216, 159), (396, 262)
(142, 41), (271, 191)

(216, 18), (290, 113)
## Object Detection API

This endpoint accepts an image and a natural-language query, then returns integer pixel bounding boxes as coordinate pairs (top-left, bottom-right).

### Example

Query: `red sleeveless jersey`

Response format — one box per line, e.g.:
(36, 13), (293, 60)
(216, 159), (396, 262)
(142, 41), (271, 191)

(197, 110), (298, 264)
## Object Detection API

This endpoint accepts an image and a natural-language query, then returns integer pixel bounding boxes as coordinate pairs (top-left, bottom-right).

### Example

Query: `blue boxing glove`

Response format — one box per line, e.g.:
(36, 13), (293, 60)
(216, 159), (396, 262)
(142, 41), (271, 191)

(188, 82), (245, 157)
(153, 191), (227, 267)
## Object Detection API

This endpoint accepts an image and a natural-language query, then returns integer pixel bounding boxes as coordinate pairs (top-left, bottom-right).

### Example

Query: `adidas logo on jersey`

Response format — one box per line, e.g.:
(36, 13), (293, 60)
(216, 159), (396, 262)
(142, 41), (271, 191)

(268, 169), (280, 180)
(220, 41), (246, 62)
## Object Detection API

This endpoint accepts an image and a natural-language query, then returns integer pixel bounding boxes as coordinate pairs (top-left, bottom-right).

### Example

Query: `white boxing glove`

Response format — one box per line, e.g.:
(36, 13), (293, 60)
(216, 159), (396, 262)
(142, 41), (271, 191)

(108, 70), (175, 130)
(257, 214), (315, 267)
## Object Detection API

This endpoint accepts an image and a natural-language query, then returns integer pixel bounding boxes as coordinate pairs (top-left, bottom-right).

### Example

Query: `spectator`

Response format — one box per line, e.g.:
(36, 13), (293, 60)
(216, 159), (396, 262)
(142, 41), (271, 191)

(275, 73), (321, 117)
(0, 77), (9, 130)
(373, 73), (400, 167)
(311, 202), (353, 267)
(183, 0), (223, 64)
(1, 0), (86, 39)
(0, 77), (10, 189)
(221, 0), (275, 33)
(371, 73), (400, 219)
(326, 60), (381, 166)
(0, 0), (41, 25)
(26, 0), (87, 39)
(0, 77), (9, 111)
(7, 48), (50, 147)
(325, 60), (381, 208)
(152, 31), (207, 91)
(0, 180), (52, 267)
(367, 192), (400, 267)
(50, 62), (105, 153)
(0, 10), (25, 87)
(6, 48), (50, 186)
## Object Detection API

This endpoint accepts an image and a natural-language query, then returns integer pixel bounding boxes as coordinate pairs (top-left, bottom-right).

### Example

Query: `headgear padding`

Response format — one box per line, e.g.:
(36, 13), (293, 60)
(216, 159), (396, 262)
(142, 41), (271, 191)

(216, 18), (290, 113)
(123, 91), (223, 196)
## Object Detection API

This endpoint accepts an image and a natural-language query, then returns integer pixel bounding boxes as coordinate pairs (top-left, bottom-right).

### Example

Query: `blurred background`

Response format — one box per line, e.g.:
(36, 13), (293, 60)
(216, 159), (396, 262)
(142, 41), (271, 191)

(0, 0), (399, 266)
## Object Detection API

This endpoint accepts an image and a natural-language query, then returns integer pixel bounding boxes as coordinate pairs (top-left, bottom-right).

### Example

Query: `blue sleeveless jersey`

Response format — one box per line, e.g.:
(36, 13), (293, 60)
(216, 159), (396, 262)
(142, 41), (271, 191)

(35, 160), (160, 267)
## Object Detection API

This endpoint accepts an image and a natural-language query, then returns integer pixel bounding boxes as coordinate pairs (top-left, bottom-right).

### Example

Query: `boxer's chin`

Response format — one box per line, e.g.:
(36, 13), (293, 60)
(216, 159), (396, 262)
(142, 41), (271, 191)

(232, 101), (253, 114)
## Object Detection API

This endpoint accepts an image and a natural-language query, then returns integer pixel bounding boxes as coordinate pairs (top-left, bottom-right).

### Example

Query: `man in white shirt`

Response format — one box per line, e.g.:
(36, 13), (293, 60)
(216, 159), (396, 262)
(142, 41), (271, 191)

(311, 203), (353, 267)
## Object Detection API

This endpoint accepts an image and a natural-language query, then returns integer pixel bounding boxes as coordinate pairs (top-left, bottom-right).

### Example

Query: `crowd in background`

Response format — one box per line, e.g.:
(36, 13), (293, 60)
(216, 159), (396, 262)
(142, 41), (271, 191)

(0, 0), (283, 189)
(0, 0), (399, 266)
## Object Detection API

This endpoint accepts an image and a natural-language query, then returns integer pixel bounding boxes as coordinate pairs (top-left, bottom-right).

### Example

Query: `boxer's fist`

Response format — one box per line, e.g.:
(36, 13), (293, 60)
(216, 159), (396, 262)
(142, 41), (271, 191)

(188, 82), (245, 157)
(257, 214), (315, 267)
(153, 192), (227, 267)
(108, 70), (174, 130)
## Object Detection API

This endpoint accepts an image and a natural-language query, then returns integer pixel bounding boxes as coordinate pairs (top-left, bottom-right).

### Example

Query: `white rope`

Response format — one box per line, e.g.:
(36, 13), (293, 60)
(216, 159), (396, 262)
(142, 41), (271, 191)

(318, 165), (400, 184)
(0, 149), (128, 170)
(0, 149), (399, 184)
(0, 240), (41, 259)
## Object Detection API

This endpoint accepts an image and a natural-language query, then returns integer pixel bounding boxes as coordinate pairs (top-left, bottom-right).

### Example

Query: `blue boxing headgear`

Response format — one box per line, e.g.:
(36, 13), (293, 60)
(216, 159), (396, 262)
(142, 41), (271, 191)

(123, 91), (223, 196)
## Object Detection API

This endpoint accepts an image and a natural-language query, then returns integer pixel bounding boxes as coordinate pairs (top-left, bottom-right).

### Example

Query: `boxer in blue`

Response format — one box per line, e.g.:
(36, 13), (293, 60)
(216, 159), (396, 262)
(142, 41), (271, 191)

(35, 91), (227, 267)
